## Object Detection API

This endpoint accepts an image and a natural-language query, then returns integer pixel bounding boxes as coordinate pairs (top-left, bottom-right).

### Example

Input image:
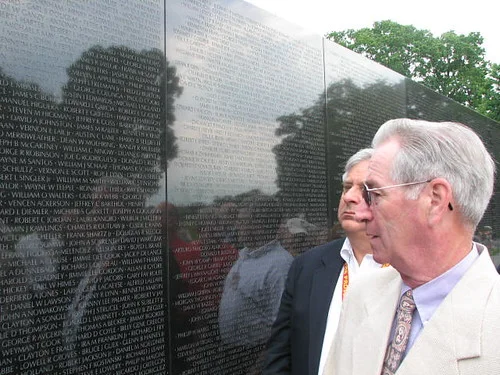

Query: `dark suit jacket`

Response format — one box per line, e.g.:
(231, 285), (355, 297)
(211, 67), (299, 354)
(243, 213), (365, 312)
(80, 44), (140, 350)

(262, 238), (345, 375)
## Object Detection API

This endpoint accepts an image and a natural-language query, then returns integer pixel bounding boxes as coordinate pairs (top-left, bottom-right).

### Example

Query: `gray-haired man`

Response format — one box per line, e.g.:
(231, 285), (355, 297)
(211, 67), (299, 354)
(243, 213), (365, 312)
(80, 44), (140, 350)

(324, 118), (499, 375)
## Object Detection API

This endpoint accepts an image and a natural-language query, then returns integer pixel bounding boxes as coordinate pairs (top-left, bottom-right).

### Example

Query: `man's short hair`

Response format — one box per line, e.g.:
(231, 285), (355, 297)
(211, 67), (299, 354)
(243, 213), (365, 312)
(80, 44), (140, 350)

(342, 148), (374, 182)
(372, 118), (495, 228)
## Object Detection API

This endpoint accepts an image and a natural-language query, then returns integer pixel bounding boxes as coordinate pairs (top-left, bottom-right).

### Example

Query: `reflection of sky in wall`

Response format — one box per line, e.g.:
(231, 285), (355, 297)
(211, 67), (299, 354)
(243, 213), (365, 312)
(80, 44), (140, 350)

(1, 0), (407, 208)
(324, 42), (404, 88)
(1, 0), (165, 206)
(0, 0), (163, 99)
(166, 0), (325, 205)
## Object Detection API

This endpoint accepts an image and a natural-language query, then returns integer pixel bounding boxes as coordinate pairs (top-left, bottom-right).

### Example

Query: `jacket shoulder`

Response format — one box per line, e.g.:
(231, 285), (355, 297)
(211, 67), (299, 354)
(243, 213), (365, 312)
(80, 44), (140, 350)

(294, 238), (344, 266)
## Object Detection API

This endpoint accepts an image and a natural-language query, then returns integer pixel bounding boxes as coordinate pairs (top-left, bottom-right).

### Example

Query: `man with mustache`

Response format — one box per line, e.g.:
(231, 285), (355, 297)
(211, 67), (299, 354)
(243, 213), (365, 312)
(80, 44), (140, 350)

(263, 148), (388, 375)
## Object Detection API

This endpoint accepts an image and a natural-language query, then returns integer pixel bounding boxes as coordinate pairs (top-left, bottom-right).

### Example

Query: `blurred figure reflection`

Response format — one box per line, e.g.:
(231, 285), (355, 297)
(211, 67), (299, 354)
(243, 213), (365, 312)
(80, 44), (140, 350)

(157, 201), (191, 373)
(278, 216), (320, 257)
(218, 194), (293, 374)
(474, 225), (493, 249)
(164, 202), (201, 293)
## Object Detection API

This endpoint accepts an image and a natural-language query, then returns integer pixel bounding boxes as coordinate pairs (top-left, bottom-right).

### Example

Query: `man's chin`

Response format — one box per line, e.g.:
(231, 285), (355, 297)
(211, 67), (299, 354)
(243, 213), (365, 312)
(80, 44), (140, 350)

(341, 221), (365, 234)
(372, 247), (389, 265)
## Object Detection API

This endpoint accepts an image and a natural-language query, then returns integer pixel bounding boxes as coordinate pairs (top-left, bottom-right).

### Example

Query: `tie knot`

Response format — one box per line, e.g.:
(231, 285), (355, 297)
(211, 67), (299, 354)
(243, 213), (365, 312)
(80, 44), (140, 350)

(400, 289), (416, 313)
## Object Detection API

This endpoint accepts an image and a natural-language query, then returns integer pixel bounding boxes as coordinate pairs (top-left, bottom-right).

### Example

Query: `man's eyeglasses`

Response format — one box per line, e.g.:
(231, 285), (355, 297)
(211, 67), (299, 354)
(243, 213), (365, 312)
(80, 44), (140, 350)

(362, 180), (431, 206)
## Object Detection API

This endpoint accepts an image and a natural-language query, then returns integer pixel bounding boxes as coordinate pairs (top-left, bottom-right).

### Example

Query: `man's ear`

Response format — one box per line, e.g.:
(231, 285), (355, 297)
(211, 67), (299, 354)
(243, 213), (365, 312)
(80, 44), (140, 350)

(427, 178), (453, 225)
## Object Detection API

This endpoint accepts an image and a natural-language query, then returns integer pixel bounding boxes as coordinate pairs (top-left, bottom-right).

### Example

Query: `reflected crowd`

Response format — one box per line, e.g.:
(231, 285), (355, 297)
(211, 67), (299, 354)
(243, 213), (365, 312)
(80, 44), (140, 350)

(165, 192), (331, 373)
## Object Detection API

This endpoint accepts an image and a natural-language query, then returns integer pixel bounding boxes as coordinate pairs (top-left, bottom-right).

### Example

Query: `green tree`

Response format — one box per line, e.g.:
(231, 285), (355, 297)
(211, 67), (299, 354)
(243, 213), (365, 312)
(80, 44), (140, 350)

(326, 20), (499, 122)
(480, 63), (500, 120)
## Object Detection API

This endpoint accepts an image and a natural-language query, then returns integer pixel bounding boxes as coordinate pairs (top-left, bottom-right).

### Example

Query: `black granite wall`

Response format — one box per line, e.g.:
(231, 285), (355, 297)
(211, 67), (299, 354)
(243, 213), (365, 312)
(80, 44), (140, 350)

(0, 0), (498, 374)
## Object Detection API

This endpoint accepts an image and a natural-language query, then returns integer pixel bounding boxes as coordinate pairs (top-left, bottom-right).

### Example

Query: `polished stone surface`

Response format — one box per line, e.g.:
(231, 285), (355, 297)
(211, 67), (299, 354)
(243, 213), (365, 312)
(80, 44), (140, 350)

(0, 1), (167, 374)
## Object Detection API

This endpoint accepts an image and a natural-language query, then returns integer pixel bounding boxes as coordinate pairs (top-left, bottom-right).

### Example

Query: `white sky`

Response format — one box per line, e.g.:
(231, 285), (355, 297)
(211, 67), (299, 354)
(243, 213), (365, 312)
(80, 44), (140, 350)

(246, 0), (500, 64)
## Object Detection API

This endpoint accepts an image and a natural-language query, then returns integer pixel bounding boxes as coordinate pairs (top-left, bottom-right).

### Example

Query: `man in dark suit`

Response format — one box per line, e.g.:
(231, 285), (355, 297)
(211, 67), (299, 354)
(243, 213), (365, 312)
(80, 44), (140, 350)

(263, 148), (387, 375)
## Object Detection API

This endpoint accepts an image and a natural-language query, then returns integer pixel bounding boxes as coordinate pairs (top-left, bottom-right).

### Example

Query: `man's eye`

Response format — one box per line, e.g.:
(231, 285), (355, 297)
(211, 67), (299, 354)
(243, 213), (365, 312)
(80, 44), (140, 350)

(342, 185), (351, 193)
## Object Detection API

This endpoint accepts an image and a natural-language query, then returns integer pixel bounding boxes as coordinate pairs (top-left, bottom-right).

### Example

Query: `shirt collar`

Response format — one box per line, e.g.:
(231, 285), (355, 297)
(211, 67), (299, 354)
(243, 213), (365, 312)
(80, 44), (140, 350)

(340, 237), (381, 268)
(340, 237), (354, 263)
(403, 243), (480, 324)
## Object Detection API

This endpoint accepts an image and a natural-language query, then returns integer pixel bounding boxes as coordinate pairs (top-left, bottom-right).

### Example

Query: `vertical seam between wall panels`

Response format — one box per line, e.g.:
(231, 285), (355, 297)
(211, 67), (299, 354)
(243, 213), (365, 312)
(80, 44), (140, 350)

(164, 2), (174, 374)
(321, 37), (333, 230)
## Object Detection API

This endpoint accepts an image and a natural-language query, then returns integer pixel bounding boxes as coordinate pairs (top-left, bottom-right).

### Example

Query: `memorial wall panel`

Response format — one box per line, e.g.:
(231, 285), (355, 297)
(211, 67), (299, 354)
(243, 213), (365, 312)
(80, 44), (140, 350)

(166, 0), (328, 373)
(323, 42), (406, 229)
(0, 1), (167, 374)
(406, 78), (499, 237)
(444, 100), (498, 234)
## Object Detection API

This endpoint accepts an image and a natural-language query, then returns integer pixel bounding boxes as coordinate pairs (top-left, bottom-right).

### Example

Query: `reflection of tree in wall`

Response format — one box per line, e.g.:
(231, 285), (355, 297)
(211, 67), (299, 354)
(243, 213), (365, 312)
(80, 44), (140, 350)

(326, 78), (406, 224)
(164, 56), (183, 170)
(406, 77), (499, 234)
(1, 47), (182, 220)
(273, 98), (326, 225)
(61, 46), (182, 203)
(273, 78), (405, 228)
(1, 50), (184, 373)
(406, 78), (458, 121)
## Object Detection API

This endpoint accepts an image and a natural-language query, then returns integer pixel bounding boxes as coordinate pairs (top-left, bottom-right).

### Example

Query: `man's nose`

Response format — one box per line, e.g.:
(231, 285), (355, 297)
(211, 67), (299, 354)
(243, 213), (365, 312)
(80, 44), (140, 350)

(343, 186), (361, 203)
(355, 198), (373, 223)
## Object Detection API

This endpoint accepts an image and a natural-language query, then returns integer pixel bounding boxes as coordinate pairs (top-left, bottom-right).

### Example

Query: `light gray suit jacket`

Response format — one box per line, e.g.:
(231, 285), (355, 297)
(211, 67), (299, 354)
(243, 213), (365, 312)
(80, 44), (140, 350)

(323, 244), (500, 375)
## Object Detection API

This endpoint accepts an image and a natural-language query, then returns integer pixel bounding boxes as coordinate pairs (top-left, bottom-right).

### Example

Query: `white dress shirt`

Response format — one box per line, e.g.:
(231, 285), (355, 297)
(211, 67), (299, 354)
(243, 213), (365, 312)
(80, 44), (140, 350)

(317, 238), (384, 375)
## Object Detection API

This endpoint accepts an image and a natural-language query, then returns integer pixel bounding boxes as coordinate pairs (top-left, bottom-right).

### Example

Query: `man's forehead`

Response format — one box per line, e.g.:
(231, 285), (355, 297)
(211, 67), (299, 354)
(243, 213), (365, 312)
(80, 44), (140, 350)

(366, 141), (399, 183)
(345, 159), (370, 181)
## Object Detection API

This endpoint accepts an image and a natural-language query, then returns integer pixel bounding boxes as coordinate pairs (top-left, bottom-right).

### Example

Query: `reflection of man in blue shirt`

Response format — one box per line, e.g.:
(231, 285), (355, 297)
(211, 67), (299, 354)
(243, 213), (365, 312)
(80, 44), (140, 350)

(218, 194), (293, 371)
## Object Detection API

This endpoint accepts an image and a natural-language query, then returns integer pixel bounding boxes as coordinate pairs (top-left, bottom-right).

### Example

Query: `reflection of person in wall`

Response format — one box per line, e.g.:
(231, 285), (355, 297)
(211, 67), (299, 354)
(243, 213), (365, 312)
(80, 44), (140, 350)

(14, 216), (65, 292)
(217, 201), (239, 248)
(163, 201), (201, 292)
(0, 220), (24, 371)
(278, 216), (320, 257)
(10, 207), (76, 374)
(263, 148), (387, 375)
(218, 194), (293, 374)
(178, 206), (240, 373)
(156, 200), (190, 374)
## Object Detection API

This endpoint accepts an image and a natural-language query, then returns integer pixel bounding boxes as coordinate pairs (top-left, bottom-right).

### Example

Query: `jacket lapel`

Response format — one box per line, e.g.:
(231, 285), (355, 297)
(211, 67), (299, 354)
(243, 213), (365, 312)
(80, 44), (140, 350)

(397, 299), (459, 375)
(351, 268), (402, 375)
(309, 241), (344, 375)
(397, 248), (496, 375)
